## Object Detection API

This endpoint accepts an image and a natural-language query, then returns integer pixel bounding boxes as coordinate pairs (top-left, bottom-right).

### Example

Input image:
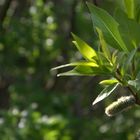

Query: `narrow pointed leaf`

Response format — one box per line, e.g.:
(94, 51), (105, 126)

(99, 79), (118, 86)
(87, 2), (128, 52)
(115, 9), (140, 49)
(72, 33), (97, 61)
(57, 66), (99, 77)
(123, 48), (137, 71)
(111, 50), (118, 64)
(128, 71), (140, 91)
(51, 61), (99, 70)
(124, 0), (135, 19)
(92, 83), (119, 106)
(135, 1), (140, 23)
(128, 79), (140, 91)
(96, 27), (111, 61)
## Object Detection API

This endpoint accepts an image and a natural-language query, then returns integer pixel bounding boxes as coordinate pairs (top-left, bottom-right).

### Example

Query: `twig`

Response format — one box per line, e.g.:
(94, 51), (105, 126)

(0, 0), (12, 29)
(93, 0), (98, 6)
(126, 86), (140, 105)
(115, 67), (140, 105)
(67, 0), (78, 39)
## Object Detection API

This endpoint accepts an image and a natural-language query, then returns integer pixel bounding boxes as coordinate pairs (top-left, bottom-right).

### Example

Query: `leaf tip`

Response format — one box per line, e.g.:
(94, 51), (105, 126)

(71, 32), (74, 36)
(92, 101), (96, 106)
(50, 67), (56, 71)
(86, 1), (95, 10)
(57, 74), (61, 77)
(86, 1), (91, 7)
(71, 33), (78, 41)
(85, 1), (89, 5)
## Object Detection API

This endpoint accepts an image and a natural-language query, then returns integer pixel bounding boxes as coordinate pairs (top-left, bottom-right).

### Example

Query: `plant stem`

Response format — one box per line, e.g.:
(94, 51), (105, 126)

(131, 55), (136, 78)
(126, 86), (140, 105)
(115, 67), (140, 105)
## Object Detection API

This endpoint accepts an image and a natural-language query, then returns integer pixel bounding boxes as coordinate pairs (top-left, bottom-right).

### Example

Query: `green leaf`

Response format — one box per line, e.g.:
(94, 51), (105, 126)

(128, 80), (140, 91)
(87, 2), (128, 52)
(57, 66), (99, 77)
(128, 71), (140, 91)
(123, 48), (137, 71)
(57, 63), (112, 77)
(99, 78), (118, 86)
(96, 27), (111, 62)
(124, 0), (135, 19)
(135, 0), (140, 22)
(115, 51), (126, 68)
(51, 61), (99, 70)
(72, 33), (97, 61)
(111, 50), (118, 65)
(94, 51), (113, 73)
(115, 9), (140, 49)
(92, 83), (119, 106)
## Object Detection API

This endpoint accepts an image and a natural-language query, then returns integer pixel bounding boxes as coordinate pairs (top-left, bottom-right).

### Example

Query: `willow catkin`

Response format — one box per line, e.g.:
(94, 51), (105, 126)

(105, 96), (136, 117)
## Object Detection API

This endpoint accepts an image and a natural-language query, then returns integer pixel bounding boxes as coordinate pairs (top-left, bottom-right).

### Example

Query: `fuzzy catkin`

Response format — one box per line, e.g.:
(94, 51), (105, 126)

(105, 96), (136, 117)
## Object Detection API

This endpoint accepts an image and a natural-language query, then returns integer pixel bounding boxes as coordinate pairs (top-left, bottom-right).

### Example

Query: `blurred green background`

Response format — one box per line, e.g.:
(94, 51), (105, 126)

(0, 0), (140, 140)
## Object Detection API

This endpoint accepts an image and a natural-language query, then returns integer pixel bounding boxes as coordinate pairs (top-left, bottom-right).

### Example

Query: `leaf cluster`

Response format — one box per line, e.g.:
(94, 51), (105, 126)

(52, 0), (140, 114)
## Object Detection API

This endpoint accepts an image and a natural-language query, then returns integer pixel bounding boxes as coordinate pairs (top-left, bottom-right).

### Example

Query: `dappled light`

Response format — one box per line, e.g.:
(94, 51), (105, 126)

(0, 0), (140, 140)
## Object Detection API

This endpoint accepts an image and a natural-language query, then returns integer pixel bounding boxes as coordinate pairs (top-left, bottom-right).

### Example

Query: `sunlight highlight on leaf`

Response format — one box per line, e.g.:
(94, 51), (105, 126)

(72, 33), (98, 61)
(99, 78), (118, 86)
(92, 83), (119, 106)
(96, 27), (111, 62)
(51, 61), (99, 70)
(87, 2), (128, 52)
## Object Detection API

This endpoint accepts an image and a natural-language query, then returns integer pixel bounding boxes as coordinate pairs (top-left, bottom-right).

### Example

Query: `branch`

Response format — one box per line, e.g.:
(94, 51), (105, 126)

(0, 0), (12, 28)
(126, 86), (140, 105)
(67, 0), (78, 39)
(115, 68), (140, 105)
(92, 0), (98, 6)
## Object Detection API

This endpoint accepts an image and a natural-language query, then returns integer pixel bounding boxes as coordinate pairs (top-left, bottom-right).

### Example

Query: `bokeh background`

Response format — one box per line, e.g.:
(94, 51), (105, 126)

(0, 0), (140, 139)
